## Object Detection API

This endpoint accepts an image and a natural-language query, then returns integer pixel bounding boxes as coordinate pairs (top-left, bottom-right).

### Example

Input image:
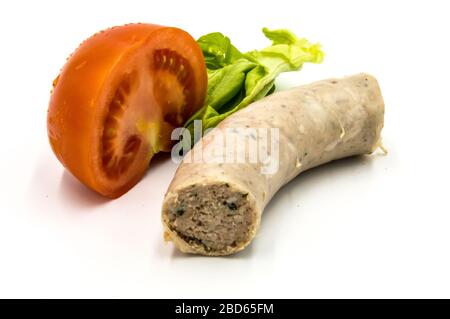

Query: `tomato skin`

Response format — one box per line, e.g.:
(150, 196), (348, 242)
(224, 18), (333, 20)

(48, 24), (207, 198)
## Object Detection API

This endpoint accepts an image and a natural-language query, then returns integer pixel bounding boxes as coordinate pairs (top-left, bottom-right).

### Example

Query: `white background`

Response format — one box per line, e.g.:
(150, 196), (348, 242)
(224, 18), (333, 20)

(0, 0), (449, 298)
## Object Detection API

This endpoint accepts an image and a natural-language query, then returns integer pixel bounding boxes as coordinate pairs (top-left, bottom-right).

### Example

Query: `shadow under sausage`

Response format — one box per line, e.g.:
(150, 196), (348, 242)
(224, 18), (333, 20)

(266, 155), (375, 210)
(259, 154), (376, 248)
(168, 241), (255, 260)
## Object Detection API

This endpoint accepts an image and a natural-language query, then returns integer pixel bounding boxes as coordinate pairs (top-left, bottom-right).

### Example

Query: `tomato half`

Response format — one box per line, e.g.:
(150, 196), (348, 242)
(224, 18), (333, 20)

(47, 24), (207, 198)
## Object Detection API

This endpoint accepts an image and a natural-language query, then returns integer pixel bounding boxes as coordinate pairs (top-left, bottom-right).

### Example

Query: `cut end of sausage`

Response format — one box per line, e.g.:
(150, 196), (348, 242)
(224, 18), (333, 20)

(161, 182), (258, 256)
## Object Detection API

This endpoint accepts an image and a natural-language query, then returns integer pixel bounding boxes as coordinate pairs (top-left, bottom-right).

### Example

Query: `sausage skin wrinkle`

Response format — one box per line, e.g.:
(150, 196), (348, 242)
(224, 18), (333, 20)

(162, 73), (385, 256)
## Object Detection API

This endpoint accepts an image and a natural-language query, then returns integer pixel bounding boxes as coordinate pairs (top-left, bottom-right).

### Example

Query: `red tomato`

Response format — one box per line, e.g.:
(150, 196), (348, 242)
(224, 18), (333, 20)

(47, 24), (207, 198)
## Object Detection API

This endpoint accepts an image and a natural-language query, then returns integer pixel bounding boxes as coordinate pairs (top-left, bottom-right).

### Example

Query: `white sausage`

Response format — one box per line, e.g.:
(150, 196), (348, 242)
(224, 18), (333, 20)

(161, 73), (385, 256)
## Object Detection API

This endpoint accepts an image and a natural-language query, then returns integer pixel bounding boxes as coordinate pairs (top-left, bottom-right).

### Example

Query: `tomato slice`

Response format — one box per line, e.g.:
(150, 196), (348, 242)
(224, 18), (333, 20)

(47, 24), (207, 198)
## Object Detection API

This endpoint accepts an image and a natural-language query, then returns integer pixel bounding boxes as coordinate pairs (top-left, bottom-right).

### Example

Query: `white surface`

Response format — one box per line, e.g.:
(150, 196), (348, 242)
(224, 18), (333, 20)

(0, 0), (449, 298)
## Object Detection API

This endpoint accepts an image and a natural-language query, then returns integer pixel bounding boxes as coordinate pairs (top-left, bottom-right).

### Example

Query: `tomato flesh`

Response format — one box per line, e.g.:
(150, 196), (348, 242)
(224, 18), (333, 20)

(153, 48), (196, 126)
(47, 24), (207, 198)
(101, 70), (141, 179)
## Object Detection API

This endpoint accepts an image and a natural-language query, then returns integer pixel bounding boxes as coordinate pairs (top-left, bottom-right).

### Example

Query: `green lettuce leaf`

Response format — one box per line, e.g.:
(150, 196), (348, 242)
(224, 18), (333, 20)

(197, 32), (243, 69)
(185, 28), (324, 142)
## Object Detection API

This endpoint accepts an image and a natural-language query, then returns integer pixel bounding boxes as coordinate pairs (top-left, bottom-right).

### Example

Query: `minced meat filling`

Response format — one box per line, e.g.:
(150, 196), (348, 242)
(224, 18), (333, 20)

(166, 183), (254, 252)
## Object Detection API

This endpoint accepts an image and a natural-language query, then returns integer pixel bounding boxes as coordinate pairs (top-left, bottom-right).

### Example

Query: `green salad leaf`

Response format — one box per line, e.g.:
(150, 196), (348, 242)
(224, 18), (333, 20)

(185, 28), (324, 141)
(197, 32), (243, 69)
